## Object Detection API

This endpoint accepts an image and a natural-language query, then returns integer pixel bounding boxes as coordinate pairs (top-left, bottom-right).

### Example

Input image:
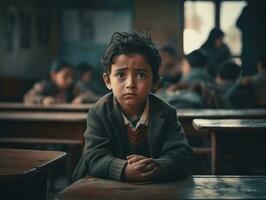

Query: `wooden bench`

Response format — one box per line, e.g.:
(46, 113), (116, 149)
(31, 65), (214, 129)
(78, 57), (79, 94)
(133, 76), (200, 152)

(0, 148), (66, 200)
(56, 175), (266, 200)
(193, 119), (266, 175)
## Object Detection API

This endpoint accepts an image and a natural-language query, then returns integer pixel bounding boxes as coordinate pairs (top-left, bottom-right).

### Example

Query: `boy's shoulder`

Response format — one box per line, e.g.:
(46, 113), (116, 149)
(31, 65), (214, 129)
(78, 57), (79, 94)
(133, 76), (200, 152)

(89, 93), (114, 115)
(148, 93), (175, 113)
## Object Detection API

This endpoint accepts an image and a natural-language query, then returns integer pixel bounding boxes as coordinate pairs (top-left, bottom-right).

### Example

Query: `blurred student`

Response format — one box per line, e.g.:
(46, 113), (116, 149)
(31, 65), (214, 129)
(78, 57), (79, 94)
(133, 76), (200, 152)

(214, 60), (241, 108)
(159, 46), (181, 85)
(201, 28), (231, 76)
(24, 61), (88, 105)
(226, 55), (266, 108)
(74, 63), (101, 103)
(215, 60), (241, 94)
(180, 49), (213, 84)
(250, 55), (266, 105)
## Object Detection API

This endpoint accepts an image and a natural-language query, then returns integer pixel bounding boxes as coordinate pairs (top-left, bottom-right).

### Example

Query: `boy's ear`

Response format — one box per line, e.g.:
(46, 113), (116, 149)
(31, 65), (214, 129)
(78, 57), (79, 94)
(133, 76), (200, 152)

(103, 73), (112, 90)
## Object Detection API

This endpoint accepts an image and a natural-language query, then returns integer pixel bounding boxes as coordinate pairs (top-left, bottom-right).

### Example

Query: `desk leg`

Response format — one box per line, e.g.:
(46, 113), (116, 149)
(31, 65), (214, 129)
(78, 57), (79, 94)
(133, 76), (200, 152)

(211, 132), (217, 175)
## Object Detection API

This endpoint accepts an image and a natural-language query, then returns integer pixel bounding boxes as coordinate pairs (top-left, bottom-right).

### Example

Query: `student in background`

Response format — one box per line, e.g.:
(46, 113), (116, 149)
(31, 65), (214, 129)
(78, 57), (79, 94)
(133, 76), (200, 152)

(250, 55), (266, 106)
(73, 63), (101, 103)
(201, 28), (231, 76)
(180, 49), (213, 84)
(214, 60), (241, 108)
(24, 61), (88, 105)
(215, 60), (241, 94)
(72, 32), (193, 182)
(159, 46), (181, 87)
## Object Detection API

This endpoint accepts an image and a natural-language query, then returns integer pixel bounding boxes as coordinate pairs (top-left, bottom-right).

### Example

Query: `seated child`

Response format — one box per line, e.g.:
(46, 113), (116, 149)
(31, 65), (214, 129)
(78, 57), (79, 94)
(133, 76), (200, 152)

(215, 60), (241, 94)
(24, 61), (88, 105)
(73, 63), (103, 103)
(72, 32), (193, 182)
(180, 49), (213, 84)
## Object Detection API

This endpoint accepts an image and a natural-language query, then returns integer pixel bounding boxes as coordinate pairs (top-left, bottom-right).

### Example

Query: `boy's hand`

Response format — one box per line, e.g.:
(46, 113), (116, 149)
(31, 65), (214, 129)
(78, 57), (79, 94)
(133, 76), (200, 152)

(42, 96), (56, 106)
(72, 96), (83, 104)
(125, 155), (160, 181)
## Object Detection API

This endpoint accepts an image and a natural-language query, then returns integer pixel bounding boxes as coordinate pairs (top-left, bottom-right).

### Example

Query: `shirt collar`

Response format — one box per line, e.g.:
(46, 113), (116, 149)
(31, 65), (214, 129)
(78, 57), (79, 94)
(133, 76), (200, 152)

(121, 98), (149, 131)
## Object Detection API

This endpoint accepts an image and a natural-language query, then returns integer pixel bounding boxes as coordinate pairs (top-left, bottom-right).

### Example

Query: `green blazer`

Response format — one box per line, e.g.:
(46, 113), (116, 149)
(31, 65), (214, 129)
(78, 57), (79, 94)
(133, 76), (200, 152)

(72, 93), (193, 182)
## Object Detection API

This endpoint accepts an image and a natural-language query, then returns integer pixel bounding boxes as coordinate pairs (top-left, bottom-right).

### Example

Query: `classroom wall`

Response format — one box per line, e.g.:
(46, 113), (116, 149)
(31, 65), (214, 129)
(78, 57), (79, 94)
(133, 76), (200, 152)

(133, 0), (179, 49)
(0, 0), (59, 79)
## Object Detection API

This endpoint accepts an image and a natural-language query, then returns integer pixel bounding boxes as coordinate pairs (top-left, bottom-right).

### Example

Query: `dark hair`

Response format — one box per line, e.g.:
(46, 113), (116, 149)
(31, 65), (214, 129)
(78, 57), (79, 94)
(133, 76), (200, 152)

(216, 60), (241, 81)
(76, 63), (93, 77)
(102, 32), (161, 82)
(202, 27), (224, 48)
(50, 61), (72, 72)
(160, 46), (177, 57)
(186, 49), (207, 68)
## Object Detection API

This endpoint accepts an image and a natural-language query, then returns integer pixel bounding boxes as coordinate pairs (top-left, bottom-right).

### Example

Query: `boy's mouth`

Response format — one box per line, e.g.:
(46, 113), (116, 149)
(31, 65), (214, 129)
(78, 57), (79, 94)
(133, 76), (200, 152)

(123, 93), (137, 97)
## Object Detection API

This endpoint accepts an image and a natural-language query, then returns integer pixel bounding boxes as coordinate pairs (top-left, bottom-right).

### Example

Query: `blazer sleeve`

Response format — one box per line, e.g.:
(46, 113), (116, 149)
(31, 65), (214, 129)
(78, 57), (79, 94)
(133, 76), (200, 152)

(72, 108), (127, 182)
(154, 108), (194, 181)
(23, 81), (46, 104)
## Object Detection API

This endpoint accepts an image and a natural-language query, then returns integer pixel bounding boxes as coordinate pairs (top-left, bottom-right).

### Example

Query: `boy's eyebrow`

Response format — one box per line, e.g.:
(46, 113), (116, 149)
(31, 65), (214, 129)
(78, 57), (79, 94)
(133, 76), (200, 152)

(134, 68), (149, 73)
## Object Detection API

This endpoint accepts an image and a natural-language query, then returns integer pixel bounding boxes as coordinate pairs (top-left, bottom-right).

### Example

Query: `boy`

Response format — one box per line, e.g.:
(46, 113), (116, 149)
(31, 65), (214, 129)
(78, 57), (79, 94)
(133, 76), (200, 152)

(24, 61), (93, 105)
(72, 32), (193, 182)
(180, 49), (213, 84)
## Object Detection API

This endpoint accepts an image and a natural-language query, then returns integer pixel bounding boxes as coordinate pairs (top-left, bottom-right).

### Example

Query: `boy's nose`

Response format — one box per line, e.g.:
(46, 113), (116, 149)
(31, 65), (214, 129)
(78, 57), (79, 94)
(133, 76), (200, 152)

(126, 75), (136, 89)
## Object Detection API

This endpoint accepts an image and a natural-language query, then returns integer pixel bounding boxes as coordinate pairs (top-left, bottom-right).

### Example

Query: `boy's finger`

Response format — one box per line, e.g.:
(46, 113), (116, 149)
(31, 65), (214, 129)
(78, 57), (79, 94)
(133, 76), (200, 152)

(136, 158), (154, 166)
(143, 163), (156, 172)
(133, 164), (146, 171)
(141, 167), (159, 178)
(127, 156), (147, 164)
(126, 154), (137, 159)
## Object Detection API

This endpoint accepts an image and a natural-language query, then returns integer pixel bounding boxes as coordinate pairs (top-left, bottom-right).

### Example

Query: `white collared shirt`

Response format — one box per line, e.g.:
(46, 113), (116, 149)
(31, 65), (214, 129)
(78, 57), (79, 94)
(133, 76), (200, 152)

(121, 99), (149, 131)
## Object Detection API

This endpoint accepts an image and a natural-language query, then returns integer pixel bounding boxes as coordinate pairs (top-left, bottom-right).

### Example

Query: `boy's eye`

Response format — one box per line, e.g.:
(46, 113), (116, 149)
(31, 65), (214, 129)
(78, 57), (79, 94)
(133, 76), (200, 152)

(137, 73), (146, 79)
(115, 72), (125, 79)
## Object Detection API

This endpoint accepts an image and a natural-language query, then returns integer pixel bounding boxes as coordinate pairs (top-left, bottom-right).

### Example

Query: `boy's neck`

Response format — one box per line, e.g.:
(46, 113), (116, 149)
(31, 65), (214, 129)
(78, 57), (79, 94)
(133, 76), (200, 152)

(120, 101), (146, 121)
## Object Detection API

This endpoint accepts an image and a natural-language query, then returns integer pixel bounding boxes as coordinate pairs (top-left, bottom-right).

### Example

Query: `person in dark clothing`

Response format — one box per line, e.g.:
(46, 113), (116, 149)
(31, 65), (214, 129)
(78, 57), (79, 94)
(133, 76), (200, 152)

(201, 28), (231, 76)
(180, 49), (213, 84)
(72, 32), (193, 183)
(214, 60), (241, 108)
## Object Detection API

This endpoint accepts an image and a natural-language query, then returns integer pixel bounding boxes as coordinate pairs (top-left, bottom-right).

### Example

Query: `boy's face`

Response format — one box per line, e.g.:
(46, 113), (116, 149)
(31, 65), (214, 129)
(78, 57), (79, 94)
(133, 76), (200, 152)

(51, 68), (74, 90)
(180, 58), (191, 77)
(81, 71), (92, 83)
(104, 53), (154, 110)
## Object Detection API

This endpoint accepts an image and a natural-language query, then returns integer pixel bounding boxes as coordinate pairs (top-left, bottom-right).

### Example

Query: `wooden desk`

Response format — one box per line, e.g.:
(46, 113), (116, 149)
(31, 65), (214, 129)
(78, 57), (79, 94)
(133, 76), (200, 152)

(56, 176), (266, 200)
(0, 111), (87, 172)
(193, 119), (266, 175)
(0, 148), (66, 200)
(0, 111), (87, 144)
(177, 109), (266, 135)
(0, 103), (93, 112)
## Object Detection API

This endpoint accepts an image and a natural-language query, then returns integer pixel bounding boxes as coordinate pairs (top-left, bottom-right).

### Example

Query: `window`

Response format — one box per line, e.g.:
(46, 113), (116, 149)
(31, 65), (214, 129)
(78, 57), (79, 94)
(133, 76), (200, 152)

(220, 1), (247, 55)
(183, 1), (215, 54)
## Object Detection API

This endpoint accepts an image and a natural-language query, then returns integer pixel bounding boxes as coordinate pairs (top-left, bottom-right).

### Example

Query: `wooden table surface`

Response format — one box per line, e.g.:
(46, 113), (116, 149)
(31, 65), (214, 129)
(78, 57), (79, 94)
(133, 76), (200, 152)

(0, 111), (87, 122)
(177, 109), (266, 118)
(0, 148), (66, 180)
(56, 176), (266, 200)
(193, 119), (266, 132)
(0, 103), (93, 112)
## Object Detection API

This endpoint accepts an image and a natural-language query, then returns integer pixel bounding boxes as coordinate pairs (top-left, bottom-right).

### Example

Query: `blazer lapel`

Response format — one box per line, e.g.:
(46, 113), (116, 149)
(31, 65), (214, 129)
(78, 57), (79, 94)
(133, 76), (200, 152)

(147, 95), (167, 157)
(107, 96), (127, 158)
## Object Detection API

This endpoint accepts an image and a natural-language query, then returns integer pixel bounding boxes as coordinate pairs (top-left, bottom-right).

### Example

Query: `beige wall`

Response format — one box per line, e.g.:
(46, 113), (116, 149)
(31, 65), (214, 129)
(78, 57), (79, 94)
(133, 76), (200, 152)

(133, 0), (180, 50)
